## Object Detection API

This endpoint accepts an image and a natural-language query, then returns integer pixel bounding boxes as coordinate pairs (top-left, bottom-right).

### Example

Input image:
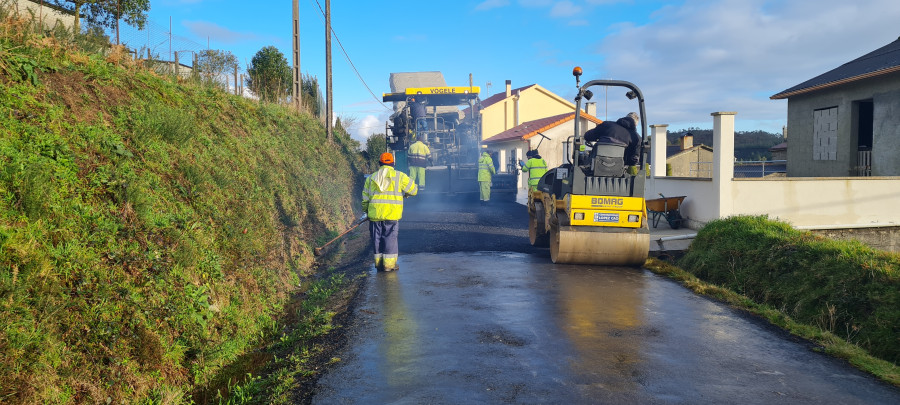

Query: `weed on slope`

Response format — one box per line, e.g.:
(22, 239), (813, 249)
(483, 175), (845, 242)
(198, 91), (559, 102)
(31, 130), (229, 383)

(0, 8), (365, 404)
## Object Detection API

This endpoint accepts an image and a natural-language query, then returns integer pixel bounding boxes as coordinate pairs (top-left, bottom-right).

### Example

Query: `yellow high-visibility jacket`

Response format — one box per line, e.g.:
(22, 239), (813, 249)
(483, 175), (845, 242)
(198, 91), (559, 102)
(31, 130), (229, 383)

(362, 165), (417, 221)
(522, 157), (548, 187)
(477, 152), (496, 182)
(408, 141), (430, 167)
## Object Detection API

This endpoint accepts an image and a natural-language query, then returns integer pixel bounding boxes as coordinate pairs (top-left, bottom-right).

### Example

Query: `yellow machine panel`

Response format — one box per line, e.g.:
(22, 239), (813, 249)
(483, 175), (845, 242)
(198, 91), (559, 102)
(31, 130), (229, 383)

(382, 86), (481, 103)
(568, 195), (644, 211)
(405, 86), (480, 95)
(567, 209), (645, 228)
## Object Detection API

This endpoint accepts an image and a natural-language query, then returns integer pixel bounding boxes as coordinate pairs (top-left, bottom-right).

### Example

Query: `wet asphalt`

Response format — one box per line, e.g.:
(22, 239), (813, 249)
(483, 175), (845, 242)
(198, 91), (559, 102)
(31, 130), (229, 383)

(312, 194), (900, 404)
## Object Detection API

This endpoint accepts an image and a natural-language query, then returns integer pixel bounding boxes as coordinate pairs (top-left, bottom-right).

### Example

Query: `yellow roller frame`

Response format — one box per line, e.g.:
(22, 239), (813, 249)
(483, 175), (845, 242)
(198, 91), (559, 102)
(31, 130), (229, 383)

(549, 194), (650, 266)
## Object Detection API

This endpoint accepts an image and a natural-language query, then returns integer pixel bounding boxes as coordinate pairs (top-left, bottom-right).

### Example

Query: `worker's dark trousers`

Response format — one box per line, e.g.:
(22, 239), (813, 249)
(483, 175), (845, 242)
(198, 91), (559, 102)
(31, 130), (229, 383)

(370, 220), (399, 270)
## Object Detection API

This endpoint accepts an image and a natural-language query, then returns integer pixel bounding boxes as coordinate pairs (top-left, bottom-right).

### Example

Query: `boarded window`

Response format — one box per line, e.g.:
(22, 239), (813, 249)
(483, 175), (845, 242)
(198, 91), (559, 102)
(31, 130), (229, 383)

(813, 107), (838, 161)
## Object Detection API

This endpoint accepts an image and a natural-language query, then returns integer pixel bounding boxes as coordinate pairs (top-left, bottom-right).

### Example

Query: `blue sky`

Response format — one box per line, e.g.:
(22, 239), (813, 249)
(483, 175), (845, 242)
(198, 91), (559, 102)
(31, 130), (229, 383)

(142, 0), (900, 143)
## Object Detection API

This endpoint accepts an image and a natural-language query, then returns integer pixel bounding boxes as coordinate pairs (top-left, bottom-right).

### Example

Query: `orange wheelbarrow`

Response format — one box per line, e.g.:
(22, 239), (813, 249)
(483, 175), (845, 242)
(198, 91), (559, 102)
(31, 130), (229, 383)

(645, 194), (686, 229)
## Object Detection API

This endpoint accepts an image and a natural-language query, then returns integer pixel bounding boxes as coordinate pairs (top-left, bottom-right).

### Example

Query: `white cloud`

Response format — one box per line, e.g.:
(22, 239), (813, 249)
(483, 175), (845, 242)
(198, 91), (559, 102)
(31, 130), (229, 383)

(347, 115), (385, 144)
(183, 20), (259, 44)
(475, 0), (511, 11)
(550, 1), (582, 17)
(519, 0), (553, 6)
(592, 0), (900, 131)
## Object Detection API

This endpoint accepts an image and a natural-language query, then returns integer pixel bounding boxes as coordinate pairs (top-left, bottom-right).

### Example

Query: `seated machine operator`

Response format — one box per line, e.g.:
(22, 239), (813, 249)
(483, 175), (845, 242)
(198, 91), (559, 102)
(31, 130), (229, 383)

(582, 112), (641, 176)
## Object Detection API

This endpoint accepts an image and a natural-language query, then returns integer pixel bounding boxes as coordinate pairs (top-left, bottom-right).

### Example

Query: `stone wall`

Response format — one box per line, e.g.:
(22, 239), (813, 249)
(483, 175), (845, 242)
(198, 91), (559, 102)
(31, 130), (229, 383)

(809, 226), (900, 253)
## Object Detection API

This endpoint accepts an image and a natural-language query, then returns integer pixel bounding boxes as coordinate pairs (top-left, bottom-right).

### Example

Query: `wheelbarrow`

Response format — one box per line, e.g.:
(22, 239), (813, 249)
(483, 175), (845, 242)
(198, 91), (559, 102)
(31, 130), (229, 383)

(645, 194), (686, 229)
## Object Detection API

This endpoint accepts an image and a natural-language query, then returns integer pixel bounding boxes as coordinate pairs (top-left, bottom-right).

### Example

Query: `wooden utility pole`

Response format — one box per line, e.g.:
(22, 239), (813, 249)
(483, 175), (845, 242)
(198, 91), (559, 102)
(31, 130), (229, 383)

(234, 66), (239, 95)
(325, 0), (333, 141)
(292, 0), (302, 112)
(116, 0), (120, 45)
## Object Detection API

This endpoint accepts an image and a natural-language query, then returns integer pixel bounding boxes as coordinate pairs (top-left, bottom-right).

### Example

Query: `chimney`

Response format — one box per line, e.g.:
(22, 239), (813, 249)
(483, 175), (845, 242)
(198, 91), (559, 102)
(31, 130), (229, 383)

(680, 132), (694, 150)
(584, 102), (597, 117)
(505, 80), (511, 97)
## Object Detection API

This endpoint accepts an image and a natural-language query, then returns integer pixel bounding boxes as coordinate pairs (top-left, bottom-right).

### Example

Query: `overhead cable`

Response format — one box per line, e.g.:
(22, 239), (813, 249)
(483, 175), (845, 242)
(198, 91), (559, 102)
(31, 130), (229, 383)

(310, 0), (391, 111)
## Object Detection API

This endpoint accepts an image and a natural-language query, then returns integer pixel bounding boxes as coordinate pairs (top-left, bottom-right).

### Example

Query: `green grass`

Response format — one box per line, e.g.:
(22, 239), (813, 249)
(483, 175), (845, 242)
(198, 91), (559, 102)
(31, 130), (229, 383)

(0, 8), (367, 404)
(207, 272), (355, 405)
(649, 215), (900, 385)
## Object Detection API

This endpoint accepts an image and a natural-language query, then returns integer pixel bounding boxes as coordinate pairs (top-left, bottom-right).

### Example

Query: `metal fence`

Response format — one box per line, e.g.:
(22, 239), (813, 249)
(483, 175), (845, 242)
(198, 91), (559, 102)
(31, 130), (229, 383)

(855, 149), (872, 176)
(115, 17), (242, 92)
(733, 160), (787, 178)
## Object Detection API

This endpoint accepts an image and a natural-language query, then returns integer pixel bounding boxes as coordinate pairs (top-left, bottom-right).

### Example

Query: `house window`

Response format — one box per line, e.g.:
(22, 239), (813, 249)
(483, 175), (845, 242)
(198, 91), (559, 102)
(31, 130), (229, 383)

(813, 107), (838, 161)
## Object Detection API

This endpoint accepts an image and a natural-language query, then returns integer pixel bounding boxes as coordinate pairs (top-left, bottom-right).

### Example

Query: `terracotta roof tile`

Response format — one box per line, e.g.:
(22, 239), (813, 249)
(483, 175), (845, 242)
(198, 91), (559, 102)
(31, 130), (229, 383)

(483, 112), (602, 144)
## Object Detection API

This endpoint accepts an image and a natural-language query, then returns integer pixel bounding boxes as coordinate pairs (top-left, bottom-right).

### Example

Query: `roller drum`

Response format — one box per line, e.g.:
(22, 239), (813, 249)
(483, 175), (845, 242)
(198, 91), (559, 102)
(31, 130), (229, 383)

(550, 224), (649, 266)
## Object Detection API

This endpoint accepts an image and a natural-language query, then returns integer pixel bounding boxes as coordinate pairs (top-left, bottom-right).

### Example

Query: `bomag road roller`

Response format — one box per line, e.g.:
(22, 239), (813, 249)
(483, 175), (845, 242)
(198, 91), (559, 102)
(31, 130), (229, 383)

(528, 68), (650, 266)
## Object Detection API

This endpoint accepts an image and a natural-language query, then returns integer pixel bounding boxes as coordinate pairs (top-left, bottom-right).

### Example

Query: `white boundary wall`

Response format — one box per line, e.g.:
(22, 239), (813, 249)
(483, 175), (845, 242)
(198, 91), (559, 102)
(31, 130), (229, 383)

(646, 112), (900, 229)
(8, 0), (76, 31)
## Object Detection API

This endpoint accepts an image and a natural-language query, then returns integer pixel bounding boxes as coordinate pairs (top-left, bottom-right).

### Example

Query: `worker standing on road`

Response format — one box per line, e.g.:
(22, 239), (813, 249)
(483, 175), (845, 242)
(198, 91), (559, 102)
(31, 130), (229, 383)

(407, 139), (430, 190)
(519, 150), (548, 191)
(362, 152), (418, 272)
(478, 151), (496, 204)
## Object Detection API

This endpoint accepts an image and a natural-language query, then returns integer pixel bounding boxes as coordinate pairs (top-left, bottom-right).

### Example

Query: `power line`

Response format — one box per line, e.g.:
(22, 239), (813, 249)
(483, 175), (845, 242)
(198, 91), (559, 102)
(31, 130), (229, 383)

(309, 0), (390, 111)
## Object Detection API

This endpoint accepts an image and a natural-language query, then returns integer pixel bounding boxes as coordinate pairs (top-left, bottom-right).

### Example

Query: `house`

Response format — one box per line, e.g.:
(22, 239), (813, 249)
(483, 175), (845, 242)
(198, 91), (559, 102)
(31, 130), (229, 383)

(646, 113), (900, 250)
(771, 36), (900, 177)
(769, 142), (787, 161)
(474, 80), (578, 142)
(482, 111), (602, 189)
(649, 132), (715, 177)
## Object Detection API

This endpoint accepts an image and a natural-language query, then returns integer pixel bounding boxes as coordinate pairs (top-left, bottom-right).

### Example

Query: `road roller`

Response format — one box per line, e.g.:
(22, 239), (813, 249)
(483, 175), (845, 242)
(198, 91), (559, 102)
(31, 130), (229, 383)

(528, 69), (650, 266)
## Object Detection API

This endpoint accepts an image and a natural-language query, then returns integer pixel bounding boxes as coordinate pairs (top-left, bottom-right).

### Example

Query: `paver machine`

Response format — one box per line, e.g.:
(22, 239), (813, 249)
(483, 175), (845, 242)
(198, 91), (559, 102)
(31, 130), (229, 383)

(528, 68), (650, 266)
(383, 76), (516, 199)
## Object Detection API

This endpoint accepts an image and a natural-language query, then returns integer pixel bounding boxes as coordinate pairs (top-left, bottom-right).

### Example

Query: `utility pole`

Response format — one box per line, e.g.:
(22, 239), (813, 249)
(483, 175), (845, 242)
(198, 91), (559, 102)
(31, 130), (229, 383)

(325, 0), (333, 141)
(292, 0), (302, 112)
(116, 0), (120, 45)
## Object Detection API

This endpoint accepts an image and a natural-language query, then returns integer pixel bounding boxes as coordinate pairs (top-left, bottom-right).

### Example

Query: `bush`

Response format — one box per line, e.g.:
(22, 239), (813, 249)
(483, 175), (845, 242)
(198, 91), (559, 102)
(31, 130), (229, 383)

(678, 215), (900, 363)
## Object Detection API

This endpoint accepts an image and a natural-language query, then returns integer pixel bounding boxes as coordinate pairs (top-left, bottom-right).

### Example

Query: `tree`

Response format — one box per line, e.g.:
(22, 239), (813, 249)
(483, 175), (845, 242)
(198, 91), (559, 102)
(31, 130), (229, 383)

(196, 49), (238, 88)
(365, 133), (387, 170)
(48, 0), (150, 33)
(246, 46), (292, 103)
(301, 73), (322, 117)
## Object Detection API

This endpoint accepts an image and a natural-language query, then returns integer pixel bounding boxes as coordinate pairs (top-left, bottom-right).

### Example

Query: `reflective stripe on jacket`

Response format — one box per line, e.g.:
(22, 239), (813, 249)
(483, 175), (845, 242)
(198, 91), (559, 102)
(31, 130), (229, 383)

(362, 166), (417, 221)
(408, 141), (430, 167)
(477, 153), (496, 182)
(523, 158), (548, 186)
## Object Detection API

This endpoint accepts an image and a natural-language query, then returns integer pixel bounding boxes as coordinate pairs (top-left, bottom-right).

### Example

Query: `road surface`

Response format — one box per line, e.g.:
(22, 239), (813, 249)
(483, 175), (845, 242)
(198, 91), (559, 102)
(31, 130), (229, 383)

(312, 197), (900, 404)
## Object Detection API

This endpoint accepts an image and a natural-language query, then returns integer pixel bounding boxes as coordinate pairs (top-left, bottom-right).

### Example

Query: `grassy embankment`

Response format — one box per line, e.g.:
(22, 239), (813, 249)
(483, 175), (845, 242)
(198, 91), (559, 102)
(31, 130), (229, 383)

(0, 10), (367, 404)
(646, 215), (900, 385)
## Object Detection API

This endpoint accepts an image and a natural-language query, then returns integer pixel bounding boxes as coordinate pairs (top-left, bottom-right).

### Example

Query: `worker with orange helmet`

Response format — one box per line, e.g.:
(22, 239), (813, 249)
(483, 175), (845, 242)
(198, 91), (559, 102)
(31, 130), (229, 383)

(361, 152), (418, 271)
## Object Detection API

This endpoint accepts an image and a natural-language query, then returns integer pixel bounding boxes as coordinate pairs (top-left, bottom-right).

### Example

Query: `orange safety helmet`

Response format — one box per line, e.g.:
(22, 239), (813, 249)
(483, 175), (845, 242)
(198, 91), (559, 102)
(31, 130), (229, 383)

(379, 152), (395, 165)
